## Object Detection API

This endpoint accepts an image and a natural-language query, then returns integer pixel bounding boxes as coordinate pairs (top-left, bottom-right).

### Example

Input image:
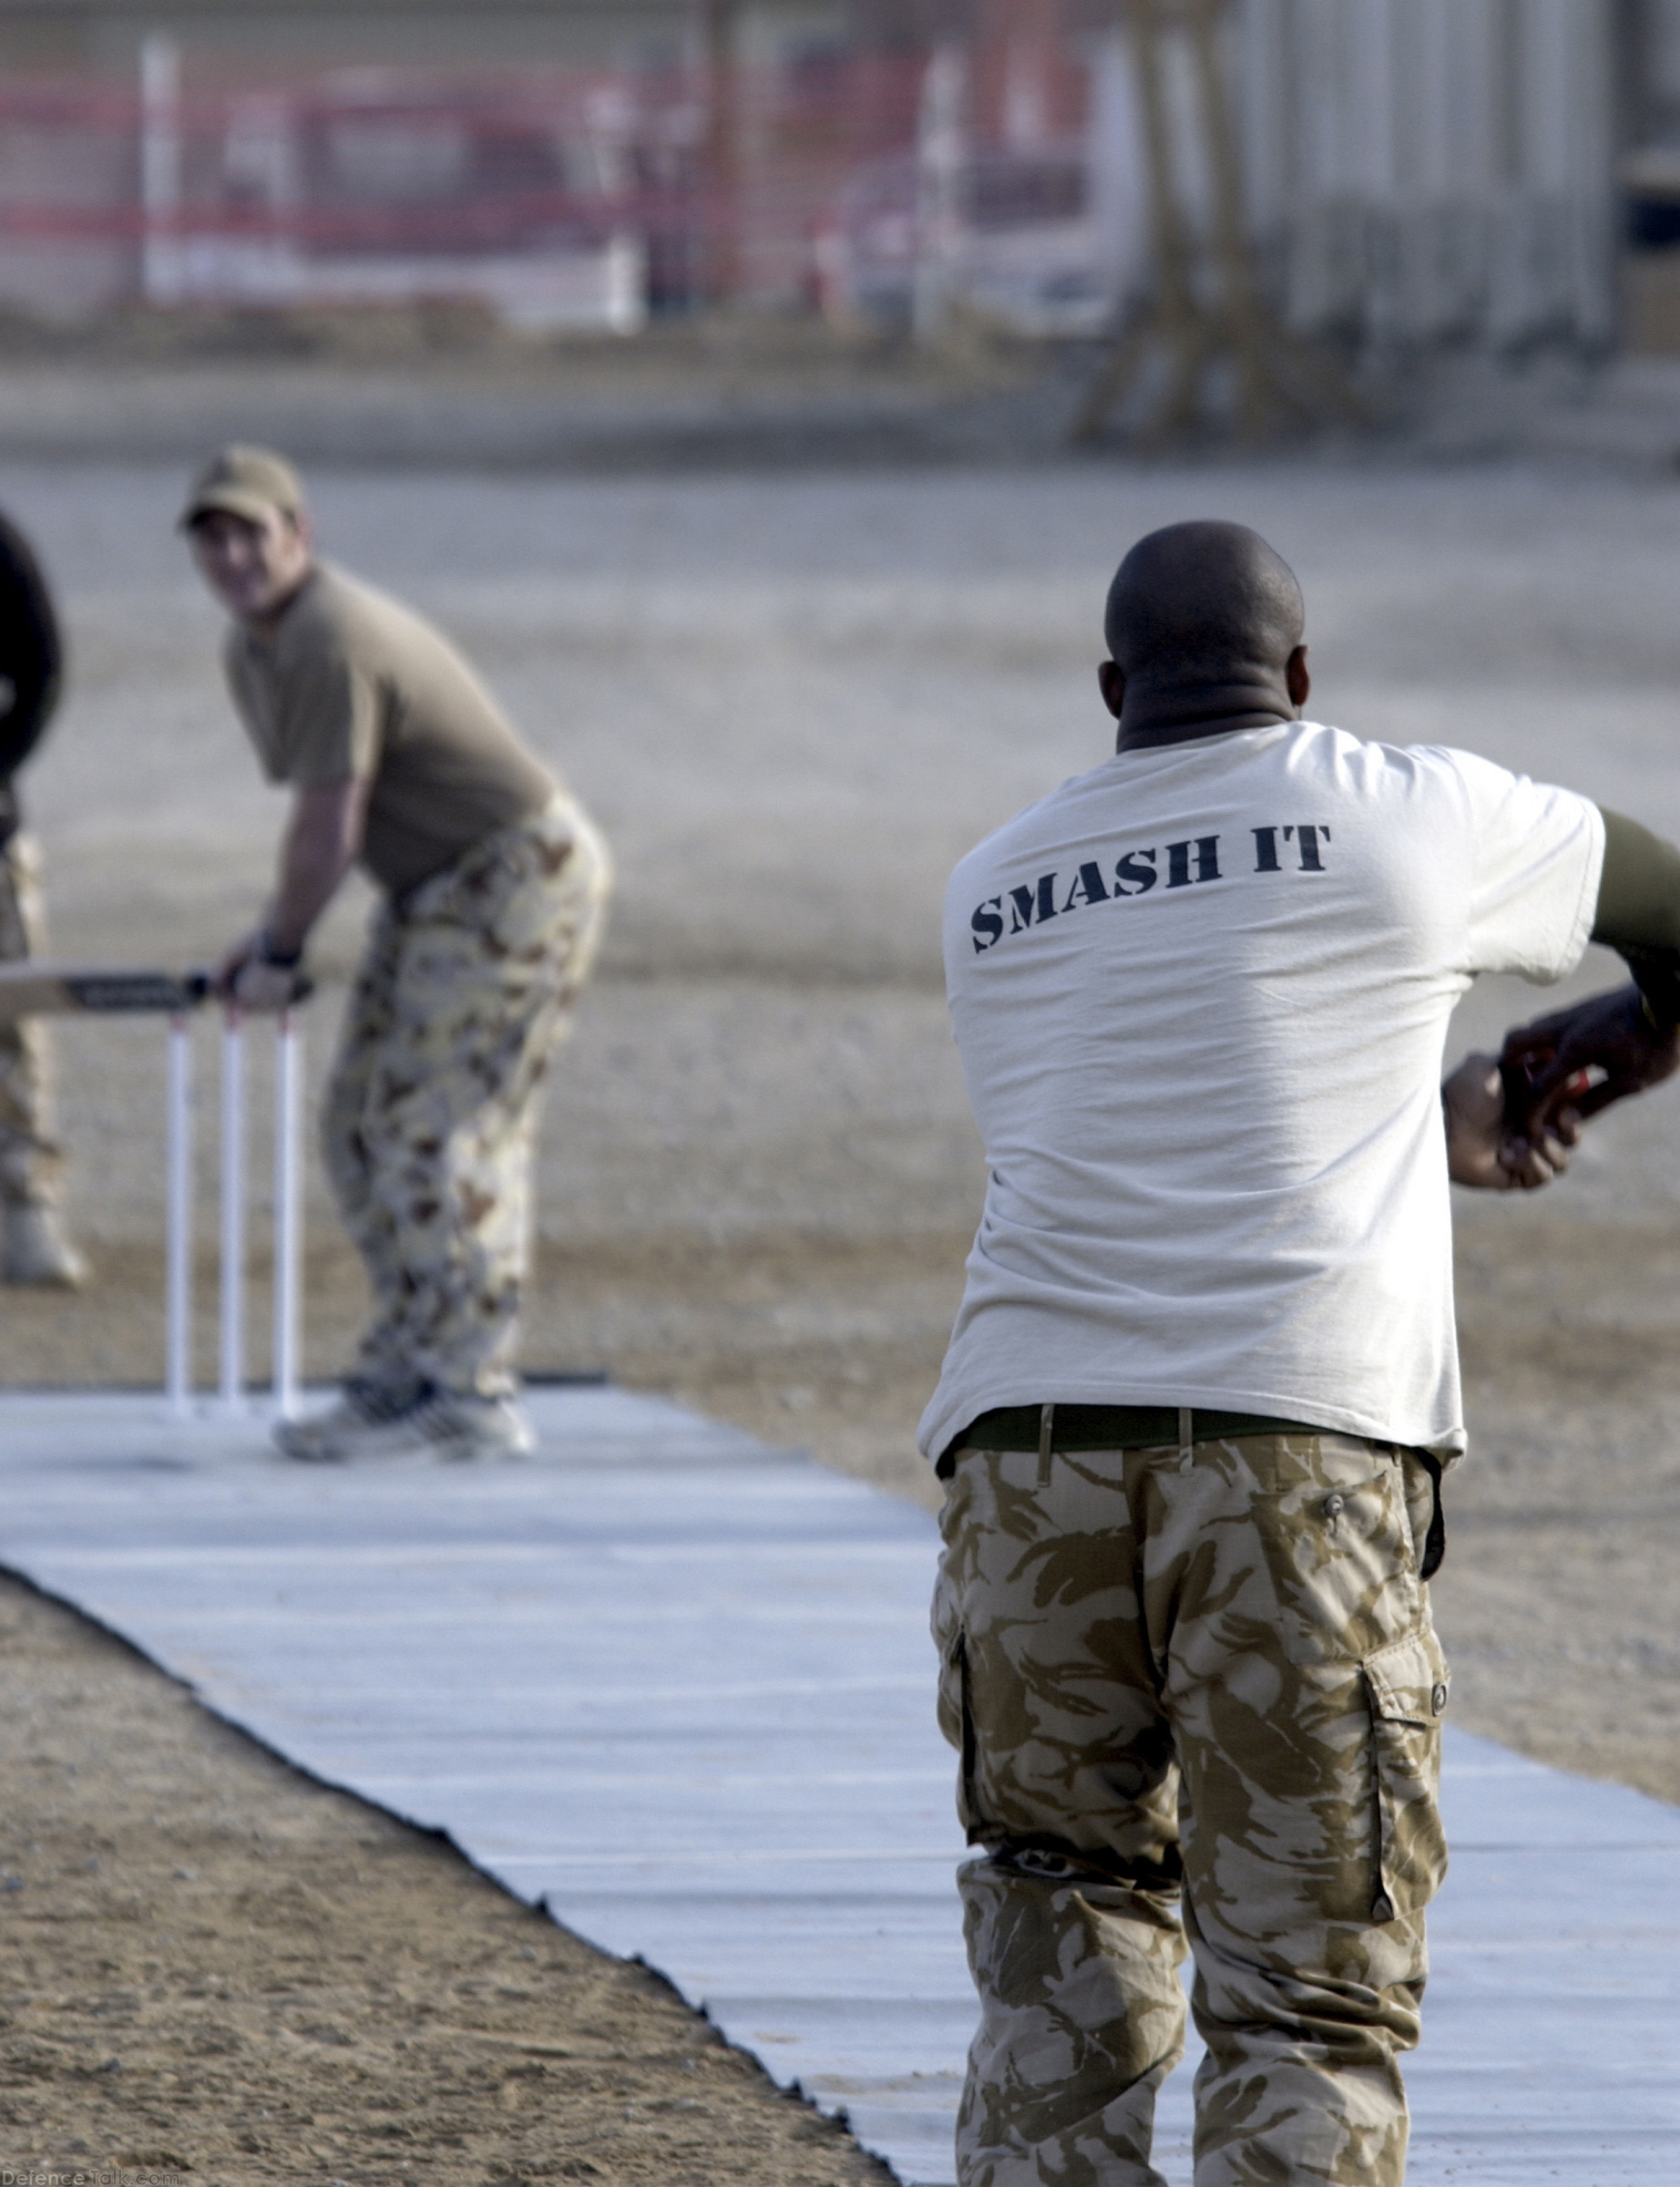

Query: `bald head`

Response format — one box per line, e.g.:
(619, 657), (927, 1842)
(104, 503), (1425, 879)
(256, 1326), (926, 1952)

(1106, 521), (1303, 679)
(1100, 521), (1308, 750)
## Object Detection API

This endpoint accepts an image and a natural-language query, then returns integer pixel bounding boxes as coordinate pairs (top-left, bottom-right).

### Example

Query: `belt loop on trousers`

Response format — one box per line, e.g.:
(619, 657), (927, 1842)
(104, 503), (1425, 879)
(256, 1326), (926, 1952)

(1178, 1406), (1193, 1461)
(1038, 1402), (1054, 1487)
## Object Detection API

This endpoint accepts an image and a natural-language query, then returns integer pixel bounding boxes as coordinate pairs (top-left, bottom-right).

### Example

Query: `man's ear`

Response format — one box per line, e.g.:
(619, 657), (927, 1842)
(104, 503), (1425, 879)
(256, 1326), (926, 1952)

(1285, 644), (1310, 714)
(1098, 659), (1125, 721)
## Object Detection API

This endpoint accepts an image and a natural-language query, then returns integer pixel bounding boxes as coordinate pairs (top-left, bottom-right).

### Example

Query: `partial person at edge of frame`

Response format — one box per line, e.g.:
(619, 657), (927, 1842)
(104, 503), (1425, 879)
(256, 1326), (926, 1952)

(182, 445), (612, 1465)
(922, 518), (1679, 2187)
(0, 507), (85, 1289)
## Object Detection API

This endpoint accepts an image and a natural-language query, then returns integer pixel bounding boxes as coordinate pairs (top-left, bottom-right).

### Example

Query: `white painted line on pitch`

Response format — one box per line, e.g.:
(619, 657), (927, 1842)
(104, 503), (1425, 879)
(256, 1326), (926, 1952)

(0, 1390), (1677, 2186)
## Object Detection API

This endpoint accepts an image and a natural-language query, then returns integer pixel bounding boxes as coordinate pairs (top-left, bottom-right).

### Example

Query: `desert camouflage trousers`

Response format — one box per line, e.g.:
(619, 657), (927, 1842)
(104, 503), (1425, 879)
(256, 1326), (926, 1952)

(0, 827), (62, 1209)
(323, 796), (610, 1400)
(932, 1430), (1450, 2187)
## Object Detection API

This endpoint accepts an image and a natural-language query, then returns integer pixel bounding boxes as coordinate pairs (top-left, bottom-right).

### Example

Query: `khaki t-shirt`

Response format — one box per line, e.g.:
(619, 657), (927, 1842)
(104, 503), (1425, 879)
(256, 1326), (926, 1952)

(224, 561), (558, 899)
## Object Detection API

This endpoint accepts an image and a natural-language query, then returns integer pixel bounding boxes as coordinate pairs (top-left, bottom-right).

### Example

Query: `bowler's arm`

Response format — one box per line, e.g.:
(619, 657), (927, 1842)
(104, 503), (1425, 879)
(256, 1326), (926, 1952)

(1500, 810), (1680, 1141)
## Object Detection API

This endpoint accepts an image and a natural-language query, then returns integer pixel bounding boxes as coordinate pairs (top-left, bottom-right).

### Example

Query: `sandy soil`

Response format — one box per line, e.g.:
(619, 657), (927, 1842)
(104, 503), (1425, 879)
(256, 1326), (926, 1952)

(3, 451), (1680, 2173)
(0, 1571), (894, 2187)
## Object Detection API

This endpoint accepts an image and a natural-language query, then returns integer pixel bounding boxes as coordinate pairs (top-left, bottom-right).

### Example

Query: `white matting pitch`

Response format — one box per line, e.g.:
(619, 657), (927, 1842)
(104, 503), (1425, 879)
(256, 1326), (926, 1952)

(0, 1387), (1676, 2185)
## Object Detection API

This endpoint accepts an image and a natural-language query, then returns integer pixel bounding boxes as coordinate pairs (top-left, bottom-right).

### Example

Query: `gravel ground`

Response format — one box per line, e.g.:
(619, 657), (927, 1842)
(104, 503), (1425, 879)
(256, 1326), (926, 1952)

(2, 448), (1680, 2174)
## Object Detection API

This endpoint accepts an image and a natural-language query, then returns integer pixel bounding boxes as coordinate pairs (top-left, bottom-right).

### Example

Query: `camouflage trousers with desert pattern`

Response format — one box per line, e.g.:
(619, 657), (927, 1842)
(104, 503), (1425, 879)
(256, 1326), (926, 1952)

(932, 1429), (1450, 2187)
(323, 796), (610, 1400)
(0, 828), (62, 1209)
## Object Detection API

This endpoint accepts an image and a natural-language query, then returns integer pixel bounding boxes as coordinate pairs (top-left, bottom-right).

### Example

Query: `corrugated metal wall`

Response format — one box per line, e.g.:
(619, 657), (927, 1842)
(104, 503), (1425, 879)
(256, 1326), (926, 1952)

(1231, 0), (1616, 348)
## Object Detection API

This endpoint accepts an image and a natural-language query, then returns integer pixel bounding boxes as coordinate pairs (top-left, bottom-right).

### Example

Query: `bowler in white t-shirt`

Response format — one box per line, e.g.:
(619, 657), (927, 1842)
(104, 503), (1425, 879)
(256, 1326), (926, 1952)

(927, 522), (1680, 2187)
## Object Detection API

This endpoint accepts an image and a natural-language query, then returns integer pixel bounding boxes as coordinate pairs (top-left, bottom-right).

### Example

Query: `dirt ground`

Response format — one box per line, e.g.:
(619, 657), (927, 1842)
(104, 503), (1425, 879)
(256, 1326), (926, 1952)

(3, 449), (1680, 2177)
(0, 1569), (894, 2187)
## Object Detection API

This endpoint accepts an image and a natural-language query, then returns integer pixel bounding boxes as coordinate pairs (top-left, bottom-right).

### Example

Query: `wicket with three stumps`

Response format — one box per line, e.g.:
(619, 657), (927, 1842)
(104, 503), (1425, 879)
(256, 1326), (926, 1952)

(165, 1004), (305, 1421)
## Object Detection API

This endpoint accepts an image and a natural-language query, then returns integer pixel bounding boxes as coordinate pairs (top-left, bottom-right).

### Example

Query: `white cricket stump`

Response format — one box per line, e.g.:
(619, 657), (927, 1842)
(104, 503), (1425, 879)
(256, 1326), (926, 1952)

(164, 1004), (306, 1427)
(271, 1009), (303, 1420)
(218, 1007), (245, 1414)
(164, 1011), (194, 1416)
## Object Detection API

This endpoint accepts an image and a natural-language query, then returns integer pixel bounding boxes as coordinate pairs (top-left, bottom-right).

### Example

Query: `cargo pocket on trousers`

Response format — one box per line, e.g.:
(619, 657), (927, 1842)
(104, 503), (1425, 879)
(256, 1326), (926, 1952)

(1363, 1630), (1450, 1924)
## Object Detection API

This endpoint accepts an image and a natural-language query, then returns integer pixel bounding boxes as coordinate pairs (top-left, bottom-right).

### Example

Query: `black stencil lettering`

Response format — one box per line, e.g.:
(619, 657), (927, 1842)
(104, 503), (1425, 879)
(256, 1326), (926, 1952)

(1253, 826), (1281, 872)
(1061, 861), (1111, 913)
(972, 822), (1253, 960)
(1009, 873), (1060, 932)
(1166, 837), (1221, 886)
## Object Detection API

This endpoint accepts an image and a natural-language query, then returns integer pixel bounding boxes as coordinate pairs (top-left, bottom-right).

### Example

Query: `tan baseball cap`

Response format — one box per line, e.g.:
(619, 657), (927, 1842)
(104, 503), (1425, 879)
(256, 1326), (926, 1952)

(179, 444), (305, 529)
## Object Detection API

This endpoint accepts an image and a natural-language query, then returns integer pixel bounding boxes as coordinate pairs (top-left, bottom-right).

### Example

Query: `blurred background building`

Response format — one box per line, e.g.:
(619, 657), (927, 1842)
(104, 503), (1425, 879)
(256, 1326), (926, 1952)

(0, 0), (1670, 358)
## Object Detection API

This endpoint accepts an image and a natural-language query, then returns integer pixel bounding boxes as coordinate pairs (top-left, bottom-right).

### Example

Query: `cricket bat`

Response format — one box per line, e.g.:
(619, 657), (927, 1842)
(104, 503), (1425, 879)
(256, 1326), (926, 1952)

(0, 963), (210, 1022)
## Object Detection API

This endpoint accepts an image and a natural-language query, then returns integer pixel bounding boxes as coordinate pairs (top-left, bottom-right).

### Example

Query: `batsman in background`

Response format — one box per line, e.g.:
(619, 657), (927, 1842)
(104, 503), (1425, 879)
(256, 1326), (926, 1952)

(0, 508), (84, 1288)
(183, 447), (611, 1463)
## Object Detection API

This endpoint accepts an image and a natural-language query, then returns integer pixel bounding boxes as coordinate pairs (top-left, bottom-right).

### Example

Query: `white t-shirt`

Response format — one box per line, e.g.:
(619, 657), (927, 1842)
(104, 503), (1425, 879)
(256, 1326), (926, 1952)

(917, 720), (1604, 1464)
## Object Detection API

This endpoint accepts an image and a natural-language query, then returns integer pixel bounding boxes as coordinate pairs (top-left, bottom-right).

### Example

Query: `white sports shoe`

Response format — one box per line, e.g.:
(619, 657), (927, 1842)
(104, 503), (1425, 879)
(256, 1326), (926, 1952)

(273, 1381), (535, 1464)
(423, 1391), (537, 1462)
(3, 1203), (87, 1289)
